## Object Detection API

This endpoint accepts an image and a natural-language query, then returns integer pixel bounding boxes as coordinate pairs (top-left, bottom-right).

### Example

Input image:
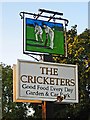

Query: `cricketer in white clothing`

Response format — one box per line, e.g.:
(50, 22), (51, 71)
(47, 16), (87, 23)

(43, 25), (54, 49)
(34, 24), (43, 42)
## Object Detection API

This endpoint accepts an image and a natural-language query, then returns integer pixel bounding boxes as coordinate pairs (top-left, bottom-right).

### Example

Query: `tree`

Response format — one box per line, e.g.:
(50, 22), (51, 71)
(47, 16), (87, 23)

(1, 63), (42, 120)
(1, 64), (28, 120)
(1, 26), (90, 120)
(53, 26), (90, 119)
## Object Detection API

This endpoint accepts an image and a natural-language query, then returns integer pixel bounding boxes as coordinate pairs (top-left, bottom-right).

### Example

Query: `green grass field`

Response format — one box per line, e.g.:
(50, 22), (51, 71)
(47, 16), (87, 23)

(25, 25), (65, 55)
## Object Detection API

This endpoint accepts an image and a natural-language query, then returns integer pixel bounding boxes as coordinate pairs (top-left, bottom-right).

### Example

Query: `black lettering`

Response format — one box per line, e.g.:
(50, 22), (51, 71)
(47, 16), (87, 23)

(20, 75), (27, 83)
(28, 75), (34, 83)
(40, 67), (46, 74)
(53, 68), (58, 75)
(50, 78), (55, 85)
(60, 78), (66, 86)
(37, 76), (43, 84)
(70, 79), (75, 86)
(43, 77), (49, 84)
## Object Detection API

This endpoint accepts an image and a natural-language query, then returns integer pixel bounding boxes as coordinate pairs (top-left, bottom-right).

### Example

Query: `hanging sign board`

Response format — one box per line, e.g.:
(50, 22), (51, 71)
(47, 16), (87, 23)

(14, 59), (78, 103)
(24, 17), (65, 55)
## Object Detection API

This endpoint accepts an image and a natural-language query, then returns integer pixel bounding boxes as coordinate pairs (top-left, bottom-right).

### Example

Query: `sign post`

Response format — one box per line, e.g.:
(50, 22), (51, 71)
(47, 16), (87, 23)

(14, 8), (79, 119)
(43, 54), (54, 120)
(42, 101), (46, 120)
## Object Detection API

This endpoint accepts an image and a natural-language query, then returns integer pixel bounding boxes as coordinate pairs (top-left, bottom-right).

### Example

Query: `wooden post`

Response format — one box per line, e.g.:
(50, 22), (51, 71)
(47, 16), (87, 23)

(42, 101), (46, 120)
(43, 54), (54, 120)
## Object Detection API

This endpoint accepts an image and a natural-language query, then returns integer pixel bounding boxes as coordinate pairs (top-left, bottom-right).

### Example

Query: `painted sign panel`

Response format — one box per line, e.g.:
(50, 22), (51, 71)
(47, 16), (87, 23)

(24, 18), (65, 55)
(15, 59), (78, 103)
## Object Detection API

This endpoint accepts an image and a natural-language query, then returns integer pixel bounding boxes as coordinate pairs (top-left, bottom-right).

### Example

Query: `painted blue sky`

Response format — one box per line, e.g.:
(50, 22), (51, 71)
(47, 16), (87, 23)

(26, 18), (63, 28)
(0, 1), (89, 65)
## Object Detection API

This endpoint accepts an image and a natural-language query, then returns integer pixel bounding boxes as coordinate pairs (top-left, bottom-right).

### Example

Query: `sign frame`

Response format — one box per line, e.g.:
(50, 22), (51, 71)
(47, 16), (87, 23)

(13, 59), (78, 103)
(20, 11), (68, 57)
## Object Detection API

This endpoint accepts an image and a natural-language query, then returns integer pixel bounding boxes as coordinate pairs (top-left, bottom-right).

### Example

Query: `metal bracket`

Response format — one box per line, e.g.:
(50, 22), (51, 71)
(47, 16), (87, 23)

(38, 9), (63, 22)
(19, 9), (69, 59)
(19, 12), (24, 19)
(36, 11), (43, 20)
(38, 9), (63, 16)
(19, 10), (69, 25)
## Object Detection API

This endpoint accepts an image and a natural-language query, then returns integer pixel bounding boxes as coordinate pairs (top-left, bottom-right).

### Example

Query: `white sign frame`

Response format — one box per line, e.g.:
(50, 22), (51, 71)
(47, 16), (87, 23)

(14, 59), (78, 103)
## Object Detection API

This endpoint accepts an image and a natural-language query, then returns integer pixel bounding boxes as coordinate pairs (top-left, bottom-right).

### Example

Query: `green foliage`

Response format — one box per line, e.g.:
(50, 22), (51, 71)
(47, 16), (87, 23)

(1, 64), (29, 120)
(53, 26), (90, 119)
(1, 64), (42, 120)
(1, 26), (90, 120)
(31, 104), (42, 119)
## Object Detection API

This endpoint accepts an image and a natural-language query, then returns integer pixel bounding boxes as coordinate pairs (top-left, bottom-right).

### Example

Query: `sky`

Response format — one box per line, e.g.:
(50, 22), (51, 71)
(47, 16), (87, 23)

(0, 1), (89, 66)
